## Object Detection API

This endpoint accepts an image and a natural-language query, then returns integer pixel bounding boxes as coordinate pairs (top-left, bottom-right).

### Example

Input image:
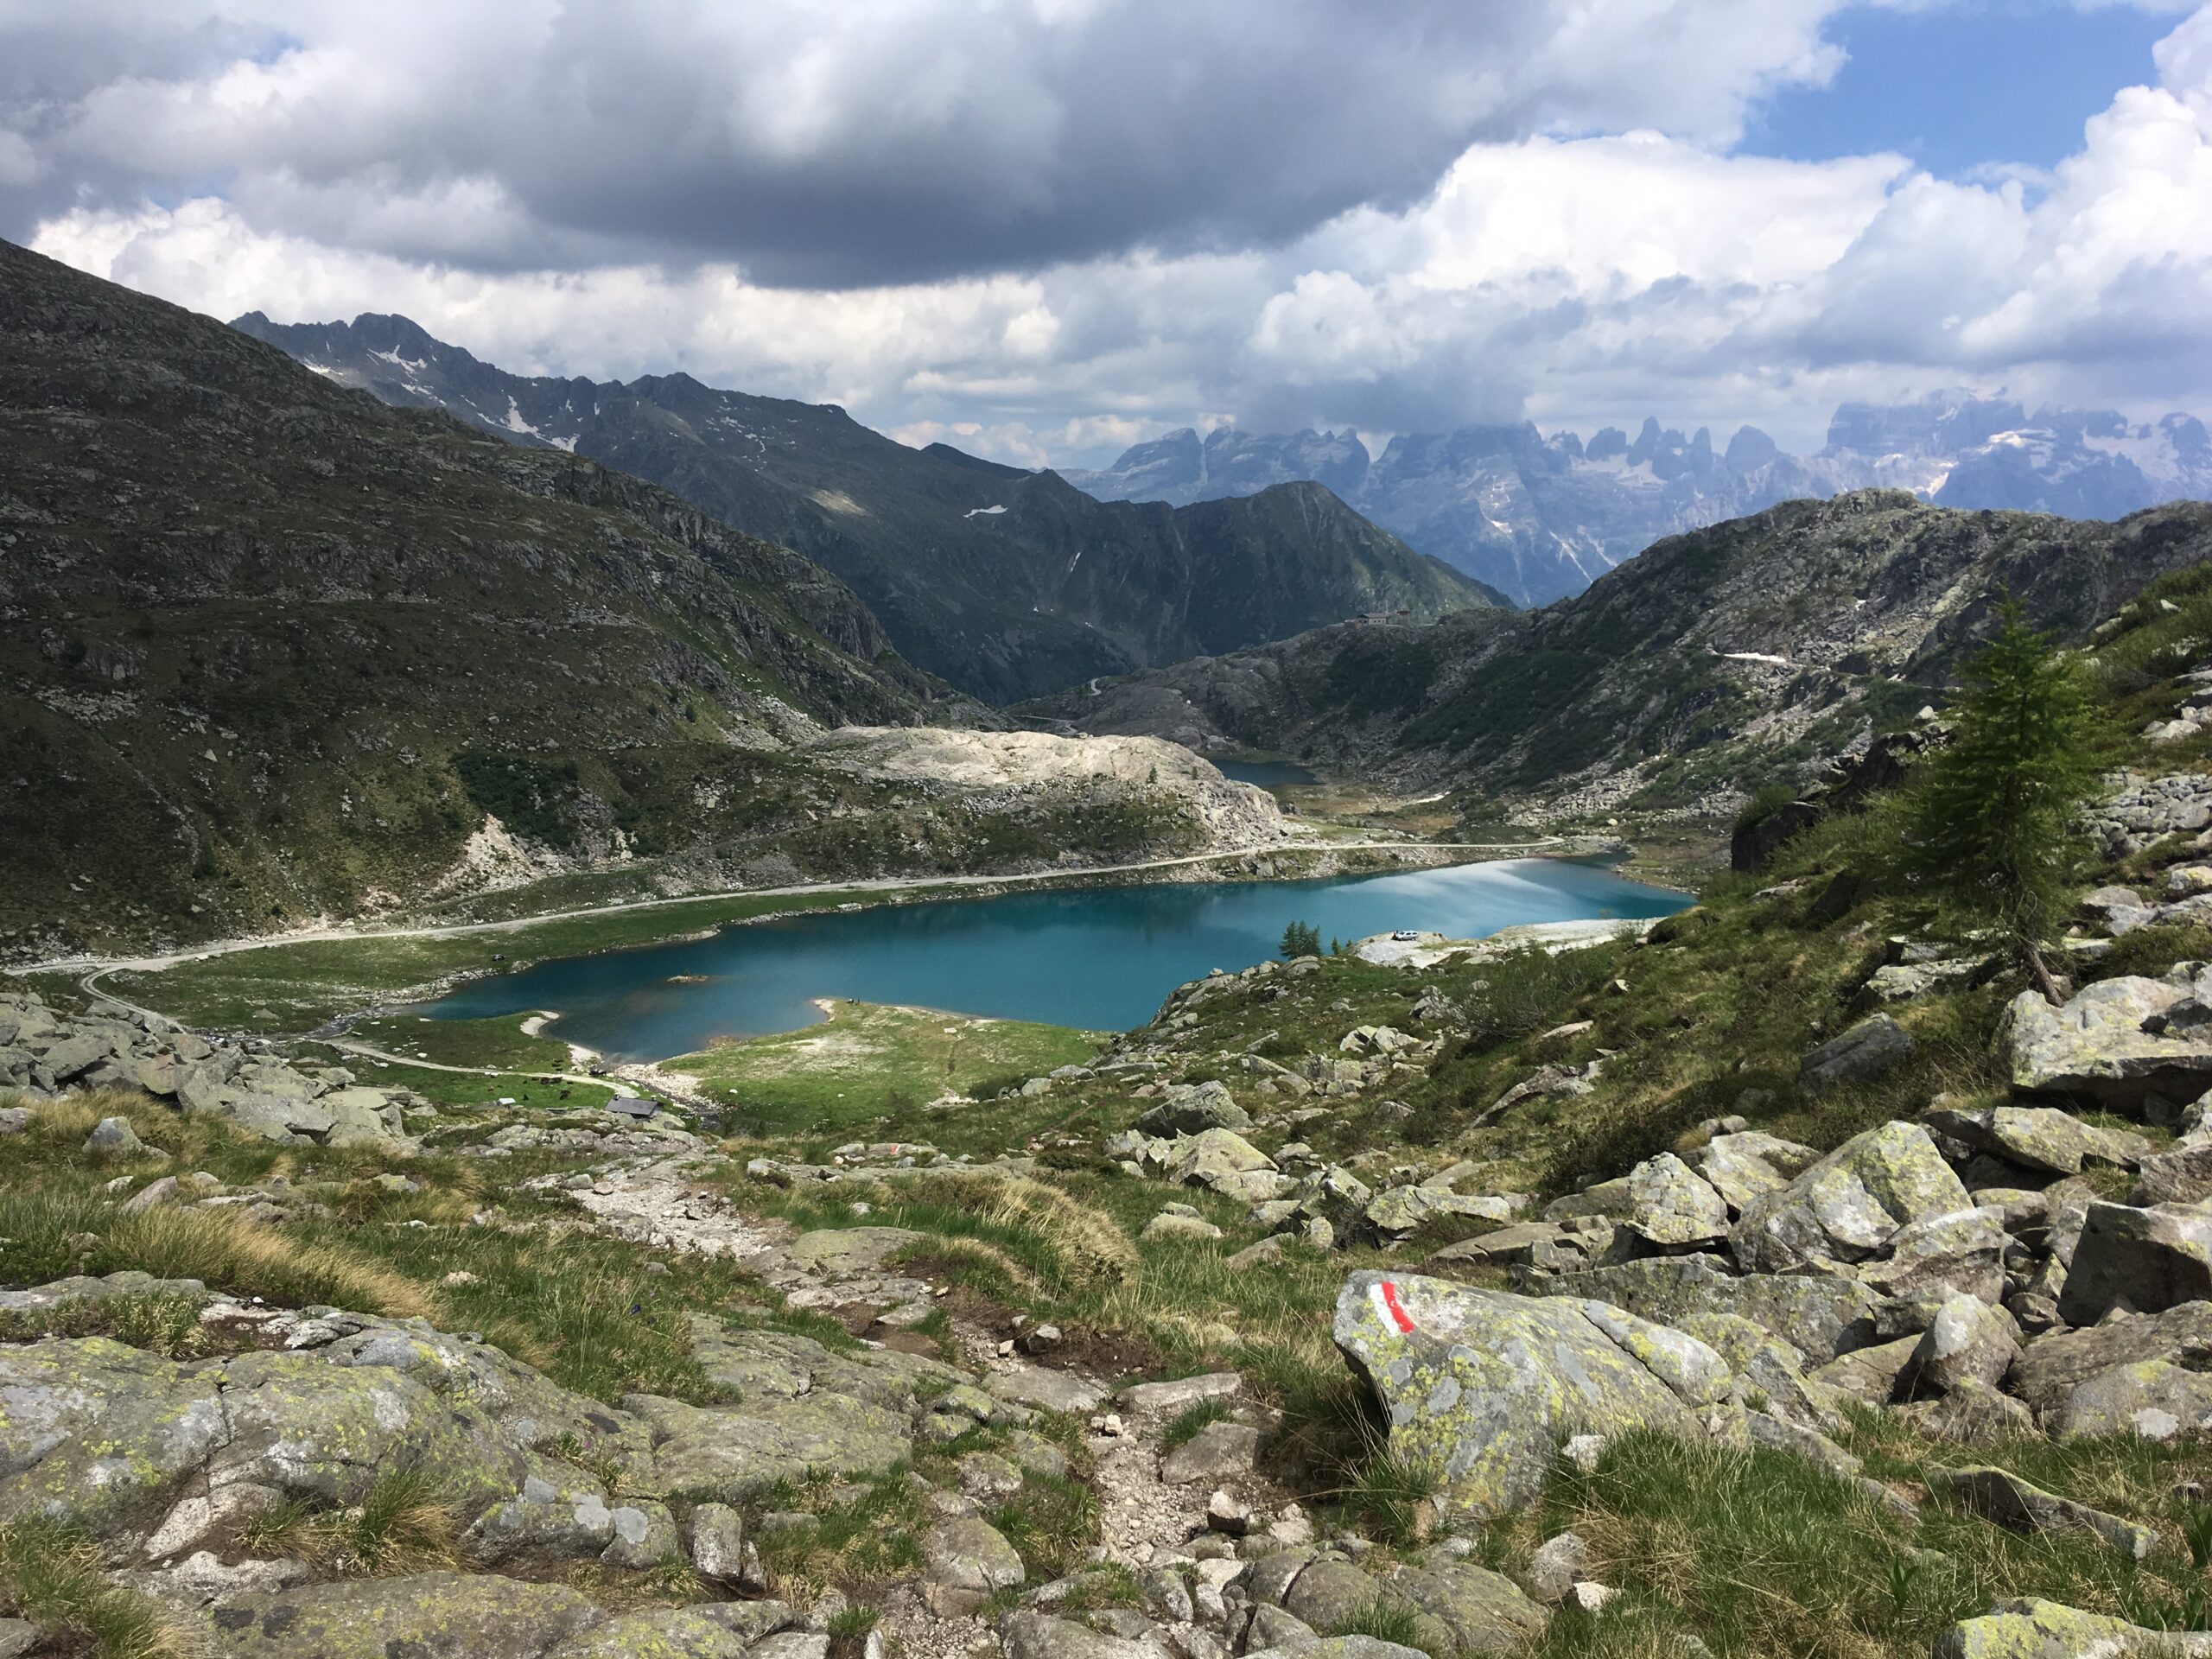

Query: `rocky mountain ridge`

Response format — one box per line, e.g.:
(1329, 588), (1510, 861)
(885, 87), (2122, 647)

(0, 240), (1291, 955)
(1064, 392), (2212, 606)
(231, 312), (1503, 703)
(1020, 491), (2212, 817)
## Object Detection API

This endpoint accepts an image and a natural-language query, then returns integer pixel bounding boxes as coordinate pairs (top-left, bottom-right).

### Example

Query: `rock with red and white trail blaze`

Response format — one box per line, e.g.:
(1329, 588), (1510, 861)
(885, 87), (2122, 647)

(1332, 1272), (1725, 1521)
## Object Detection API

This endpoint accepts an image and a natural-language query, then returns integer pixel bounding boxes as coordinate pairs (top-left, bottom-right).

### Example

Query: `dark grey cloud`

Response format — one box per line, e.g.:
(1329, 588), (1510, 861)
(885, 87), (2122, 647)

(0, 0), (1848, 286)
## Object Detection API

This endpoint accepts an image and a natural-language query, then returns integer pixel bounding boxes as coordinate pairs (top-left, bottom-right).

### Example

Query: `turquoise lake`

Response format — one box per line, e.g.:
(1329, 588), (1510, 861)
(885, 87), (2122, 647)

(1211, 759), (1319, 788)
(421, 859), (1688, 1061)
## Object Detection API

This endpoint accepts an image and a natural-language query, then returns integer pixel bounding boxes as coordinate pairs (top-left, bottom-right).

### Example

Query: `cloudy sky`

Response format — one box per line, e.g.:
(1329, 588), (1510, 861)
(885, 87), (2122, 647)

(8, 0), (2209, 465)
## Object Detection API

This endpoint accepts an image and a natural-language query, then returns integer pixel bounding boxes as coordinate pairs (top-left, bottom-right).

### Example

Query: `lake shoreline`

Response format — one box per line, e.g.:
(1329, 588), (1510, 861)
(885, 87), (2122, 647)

(416, 852), (1691, 1065)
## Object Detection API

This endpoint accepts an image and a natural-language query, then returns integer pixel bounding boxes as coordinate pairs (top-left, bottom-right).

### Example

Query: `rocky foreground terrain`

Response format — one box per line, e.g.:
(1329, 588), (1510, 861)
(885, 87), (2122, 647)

(11, 580), (2212, 1656)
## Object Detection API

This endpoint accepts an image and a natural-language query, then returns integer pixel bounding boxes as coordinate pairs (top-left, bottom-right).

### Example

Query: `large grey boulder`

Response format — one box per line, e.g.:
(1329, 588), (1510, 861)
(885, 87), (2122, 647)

(83, 1116), (146, 1154)
(2012, 1301), (2212, 1423)
(1693, 1131), (1820, 1213)
(1621, 1154), (1730, 1249)
(1520, 1253), (1888, 1361)
(543, 1610), (747, 1659)
(1897, 1295), (2022, 1398)
(1388, 1554), (1548, 1653)
(2133, 1140), (2212, 1206)
(1936, 1598), (2212, 1658)
(464, 1481), (616, 1567)
(1799, 1015), (1916, 1090)
(1732, 1121), (1970, 1274)
(2003, 968), (2212, 1110)
(1926, 1466), (2157, 1558)
(200, 1573), (603, 1658)
(1921, 1102), (2149, 1176)
(1165, 1128), (1282, 1199)
(2049, 1358), (2212, 1440)
(623, 1392), (910, 1502)
(922, 1515), (1025, 1613)
(1362, 1185), (1518, 1241)
(1332, 1272), (1718, 1521)
(998, 1611), (1159, 1659)
(2056, 1201), (2212, 1323)
(1135, 1080), (1251, 1136)
(1857, 1203), (2007, 1309)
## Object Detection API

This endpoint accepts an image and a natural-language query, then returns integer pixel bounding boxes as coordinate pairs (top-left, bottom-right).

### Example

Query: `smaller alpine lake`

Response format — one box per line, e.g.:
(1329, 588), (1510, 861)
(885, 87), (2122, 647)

(421, 857), (1689, 1062)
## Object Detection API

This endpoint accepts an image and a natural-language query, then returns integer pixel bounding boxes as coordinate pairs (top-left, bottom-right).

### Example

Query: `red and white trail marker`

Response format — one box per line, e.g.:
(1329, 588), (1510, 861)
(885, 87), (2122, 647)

(1370, 1279), (1415, 1334)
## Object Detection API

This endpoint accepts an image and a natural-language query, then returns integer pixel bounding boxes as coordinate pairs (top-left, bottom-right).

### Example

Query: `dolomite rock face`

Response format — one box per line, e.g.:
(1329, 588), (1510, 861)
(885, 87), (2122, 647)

(807, 727), (1292, 853)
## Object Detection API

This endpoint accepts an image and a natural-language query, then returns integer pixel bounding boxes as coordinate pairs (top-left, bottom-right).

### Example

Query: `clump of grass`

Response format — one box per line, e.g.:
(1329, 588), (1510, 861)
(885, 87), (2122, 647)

(1161, 1397), (1235, 1452)
(989, 1470), (1100, 1580)
(939, 1170), (1139, 1288)
(0, 1292), (218, 1358)
(752, 1474), (926, 1598)
(0, 1522), (193, 1659)
(1335, 1597), (1423, 1648)
(1507, 1425), (2212, 1659)
(236, 1468), (461, 1577)
(1340, 1440), (1443, 1548)
(0, 1191), (435, 1319)
(826, 1605), (880, 1638)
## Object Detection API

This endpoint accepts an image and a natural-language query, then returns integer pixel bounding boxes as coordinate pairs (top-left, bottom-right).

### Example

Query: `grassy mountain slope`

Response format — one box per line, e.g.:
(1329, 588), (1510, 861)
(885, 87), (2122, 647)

(232, 312), (1504, 702)
(1023, 489), (2212, 812)
(0, 242), (1284, 957)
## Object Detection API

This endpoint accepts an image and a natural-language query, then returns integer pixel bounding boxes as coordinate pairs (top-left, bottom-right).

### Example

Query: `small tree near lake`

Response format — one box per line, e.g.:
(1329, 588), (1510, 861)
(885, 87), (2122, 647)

(1901, 600), (2104, 1001)
(1281, 919), (1321, 960)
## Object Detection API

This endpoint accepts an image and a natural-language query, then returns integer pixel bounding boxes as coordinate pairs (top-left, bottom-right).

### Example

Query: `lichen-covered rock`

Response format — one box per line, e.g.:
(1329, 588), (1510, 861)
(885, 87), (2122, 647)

(1521, 1253), (1888, 1361)
(1935, 1597), (2212, 1658)
(625, 1391), (911, 1503)
(2058, 1201), (2212, 1323)
(598, 1499), (679, 1571)
(686, 1319), (957, 1409)
(1898, 1295), (2022, 1399)
(1332, 1273), (1708, 1521)
(1799, 1015), (1916, 1090)
(1621, 1154), (1730, 1249)
(543, 1609), (748, 1659)
(1920, 1103), (2148, 1176)
(1363, 1185), (1517, 1240)
(2003, 969), (2212, 1110)
(1858, 1205), (2006, 1309)
(1897, 1378), (2037, 1446)
(200, 1572), (604, 1658)
(1389, 1552), (1549, 1654)
(0, 1338), (232, 1534)
(1693, 1132), (1819, 1214)
(1732, 1121), (1970, 1274)
(464, 1481), (616, 1567)
(2012, 1302), (2212, 1423)
(1926, 1466), (2157, 1558)
(2133, 1141), (2212, 1206)
(1135, 1081), (1251, 1136)
(2050, 1358), (2212, 1441)
(1809, 1335), (1920, 1405)
(1165, 1128), (1281, 1196)
(998, 1610), (1159, 1659)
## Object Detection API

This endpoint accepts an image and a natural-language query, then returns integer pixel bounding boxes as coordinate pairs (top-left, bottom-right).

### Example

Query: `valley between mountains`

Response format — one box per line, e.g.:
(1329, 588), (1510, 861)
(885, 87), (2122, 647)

(18, 231), (2212, 1659)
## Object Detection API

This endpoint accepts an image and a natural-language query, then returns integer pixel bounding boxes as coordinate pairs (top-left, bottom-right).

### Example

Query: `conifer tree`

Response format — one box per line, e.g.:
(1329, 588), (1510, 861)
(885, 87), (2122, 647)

(1902, 601), (2103, 1000)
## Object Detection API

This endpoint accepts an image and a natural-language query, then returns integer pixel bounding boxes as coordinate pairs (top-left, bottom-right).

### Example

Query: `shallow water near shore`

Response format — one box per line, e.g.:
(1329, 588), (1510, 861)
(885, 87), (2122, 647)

(419, 857), (1688, 1061)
